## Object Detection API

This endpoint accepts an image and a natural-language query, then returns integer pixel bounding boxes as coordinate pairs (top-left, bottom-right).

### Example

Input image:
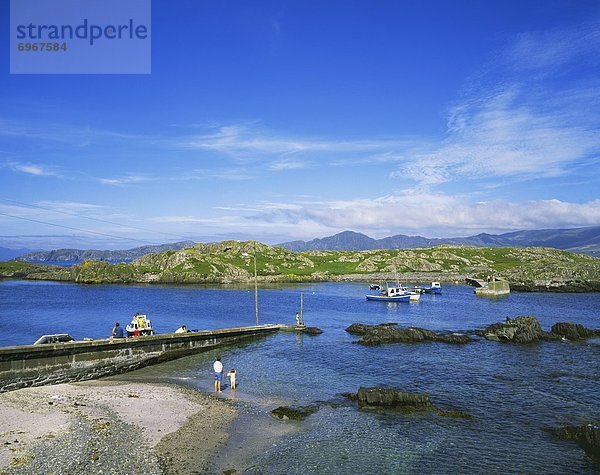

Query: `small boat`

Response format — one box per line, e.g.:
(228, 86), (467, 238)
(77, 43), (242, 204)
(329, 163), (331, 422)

(397, 285), (421, 301)
(126, 313), (154, 337)
(366, 286), (411, 302)
(421, 282), (442, 294)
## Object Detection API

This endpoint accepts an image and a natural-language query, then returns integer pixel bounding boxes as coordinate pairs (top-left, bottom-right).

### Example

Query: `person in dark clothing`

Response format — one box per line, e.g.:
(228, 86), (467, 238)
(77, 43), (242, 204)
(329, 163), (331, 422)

(112, 322), (124, 338)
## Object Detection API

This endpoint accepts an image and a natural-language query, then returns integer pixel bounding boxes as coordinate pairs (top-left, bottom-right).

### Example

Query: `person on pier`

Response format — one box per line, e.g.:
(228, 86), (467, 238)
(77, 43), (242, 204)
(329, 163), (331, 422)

(111, 322), (124, 339)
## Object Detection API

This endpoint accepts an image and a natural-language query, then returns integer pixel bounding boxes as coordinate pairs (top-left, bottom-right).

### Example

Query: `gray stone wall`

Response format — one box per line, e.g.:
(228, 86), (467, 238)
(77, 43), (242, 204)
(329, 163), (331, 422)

(0, 325), (280, 392)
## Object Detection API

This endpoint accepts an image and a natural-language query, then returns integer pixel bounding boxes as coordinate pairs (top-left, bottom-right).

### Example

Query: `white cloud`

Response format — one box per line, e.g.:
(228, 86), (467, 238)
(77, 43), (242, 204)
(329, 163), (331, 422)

(269, 158), (309, 170)
(244, 194), (600, 237)
(0, 118), (146, 147)
(99, 174), (154, 186)
(181, 123), (419, 160)
(506, 21), (600, 73)
(180, 168), (256, 181)
(393, 22), (600, 190)
(150, 215), (207, 224)
(33, 200), (105, 213)
(3, 161), (61, 177)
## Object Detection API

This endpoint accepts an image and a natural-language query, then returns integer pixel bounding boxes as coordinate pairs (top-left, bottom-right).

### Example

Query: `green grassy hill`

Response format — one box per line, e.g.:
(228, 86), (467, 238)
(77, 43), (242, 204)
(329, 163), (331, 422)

(0, 241), (598, 290)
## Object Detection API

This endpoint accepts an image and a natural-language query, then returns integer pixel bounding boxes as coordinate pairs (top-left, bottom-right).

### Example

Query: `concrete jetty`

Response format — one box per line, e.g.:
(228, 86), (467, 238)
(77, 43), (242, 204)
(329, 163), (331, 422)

(0, 324), (285, 393)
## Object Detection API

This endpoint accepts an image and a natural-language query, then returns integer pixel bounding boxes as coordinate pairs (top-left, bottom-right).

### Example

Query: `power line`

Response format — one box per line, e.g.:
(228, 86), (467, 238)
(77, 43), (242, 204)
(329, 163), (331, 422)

(1, 198), (190, 241)
(0, 211), (164, 246)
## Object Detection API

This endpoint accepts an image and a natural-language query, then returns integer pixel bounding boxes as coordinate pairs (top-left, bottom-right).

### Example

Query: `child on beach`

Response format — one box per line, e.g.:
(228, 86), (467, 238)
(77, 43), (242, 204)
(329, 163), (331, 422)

(227, 368), (236, 390)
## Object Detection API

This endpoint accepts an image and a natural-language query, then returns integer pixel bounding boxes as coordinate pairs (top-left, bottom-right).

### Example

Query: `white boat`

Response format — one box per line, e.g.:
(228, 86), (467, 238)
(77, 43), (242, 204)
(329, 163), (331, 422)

(397, 285), (421, 301)
(366, 286), (411, 302)
(126, 313), (154, 337)
(423, 282), (442, 294)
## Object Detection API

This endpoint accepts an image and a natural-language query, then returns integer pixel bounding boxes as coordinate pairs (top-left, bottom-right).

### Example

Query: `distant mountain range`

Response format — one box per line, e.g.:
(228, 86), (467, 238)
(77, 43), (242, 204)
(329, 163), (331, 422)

(277, 227), (600, 257)
(3, 226), (599, 263)
(0, 247), (39, 261)
(14, 241), (196, 263)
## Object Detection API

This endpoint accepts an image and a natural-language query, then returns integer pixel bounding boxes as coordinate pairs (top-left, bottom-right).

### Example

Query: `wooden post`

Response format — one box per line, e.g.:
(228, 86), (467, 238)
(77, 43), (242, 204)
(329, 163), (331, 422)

(254, 243), (259, 326)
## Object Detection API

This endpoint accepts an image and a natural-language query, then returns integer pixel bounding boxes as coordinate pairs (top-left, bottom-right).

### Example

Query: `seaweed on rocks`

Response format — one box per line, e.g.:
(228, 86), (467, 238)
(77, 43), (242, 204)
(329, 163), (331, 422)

(545, 423), (600, 462)
(271, 405), (318, 421)
(345, 323), (473, 345)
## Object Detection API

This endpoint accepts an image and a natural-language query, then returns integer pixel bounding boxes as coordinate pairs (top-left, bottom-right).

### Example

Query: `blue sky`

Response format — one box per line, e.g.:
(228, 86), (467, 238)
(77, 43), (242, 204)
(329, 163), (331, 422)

(1, 0), (599, 249)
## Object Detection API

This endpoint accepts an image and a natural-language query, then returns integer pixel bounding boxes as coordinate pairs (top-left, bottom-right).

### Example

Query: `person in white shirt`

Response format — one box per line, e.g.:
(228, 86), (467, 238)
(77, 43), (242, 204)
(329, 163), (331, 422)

(227, 368), (236, 390)
(213, 357), (224, 392)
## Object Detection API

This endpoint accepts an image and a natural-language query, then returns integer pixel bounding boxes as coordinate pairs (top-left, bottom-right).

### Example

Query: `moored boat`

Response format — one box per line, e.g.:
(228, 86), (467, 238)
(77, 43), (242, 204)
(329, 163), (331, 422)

(126, 313), (154, 337)
(421, 282), (442, 294)
(366, 286), (411, 302)
(398, 285), (421, 301)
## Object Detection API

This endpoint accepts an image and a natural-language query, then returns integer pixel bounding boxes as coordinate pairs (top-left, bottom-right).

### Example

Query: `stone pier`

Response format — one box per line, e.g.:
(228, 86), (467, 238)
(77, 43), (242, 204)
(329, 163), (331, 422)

(0, 324), (282, 392)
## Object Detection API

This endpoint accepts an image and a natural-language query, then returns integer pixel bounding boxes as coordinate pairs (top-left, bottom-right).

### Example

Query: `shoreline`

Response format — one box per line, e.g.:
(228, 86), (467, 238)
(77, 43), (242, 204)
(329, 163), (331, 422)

(1, 274), (599, 293)
(0, 380), (238, 474)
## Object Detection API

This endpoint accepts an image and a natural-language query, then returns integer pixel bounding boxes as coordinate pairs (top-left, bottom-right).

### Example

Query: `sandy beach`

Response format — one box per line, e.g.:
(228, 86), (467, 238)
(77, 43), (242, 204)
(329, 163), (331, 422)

(0, 381), (237, 475)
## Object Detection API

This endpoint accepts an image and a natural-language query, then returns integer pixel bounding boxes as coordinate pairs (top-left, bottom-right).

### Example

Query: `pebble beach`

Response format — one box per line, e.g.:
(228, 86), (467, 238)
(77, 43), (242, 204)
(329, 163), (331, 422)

(0, 381), (236, 475)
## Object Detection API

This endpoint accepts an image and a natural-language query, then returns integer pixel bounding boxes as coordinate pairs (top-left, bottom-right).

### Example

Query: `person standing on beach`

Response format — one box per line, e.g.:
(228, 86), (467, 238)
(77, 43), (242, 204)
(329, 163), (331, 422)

(227, 368), (236, 390)
(213, 356), (224, 392)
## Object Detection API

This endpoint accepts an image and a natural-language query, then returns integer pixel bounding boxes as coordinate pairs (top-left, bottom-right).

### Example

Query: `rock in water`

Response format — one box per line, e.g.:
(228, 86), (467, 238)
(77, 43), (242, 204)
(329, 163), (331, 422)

(546, 424), (600, 462)
(302, 326), (323, 336)
(345, 323), (472, 345)
(551, 322), (600, 340)
(345, 323), (396, 336)
(354, 387), (432, 408)
(482, 316), (545, 343)
(271, 405), (318, 421)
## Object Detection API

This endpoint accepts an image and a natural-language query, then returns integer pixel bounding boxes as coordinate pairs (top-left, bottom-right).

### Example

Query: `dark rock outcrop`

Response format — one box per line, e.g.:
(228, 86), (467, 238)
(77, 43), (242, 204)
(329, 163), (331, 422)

(480, 316), (556, 343)
(551, 322), (600, 340)
(301, 326), (323, 336)
(271, 405), (318, 421)
(545, 423), (600, 462)
(345, 323), (472, 345)
(346, 323), (396, 336)
(479, 316), (599, 343)
(511, 280), (600, 293)
(343, 387), (473, 419)
(345, 387), (432, 408)
(348, 318), (599, 347)
(436, 409), (472, 419)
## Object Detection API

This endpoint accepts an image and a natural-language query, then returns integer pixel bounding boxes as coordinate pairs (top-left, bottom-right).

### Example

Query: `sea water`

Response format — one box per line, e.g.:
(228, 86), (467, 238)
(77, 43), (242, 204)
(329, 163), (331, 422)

(0, 280), (599, 473)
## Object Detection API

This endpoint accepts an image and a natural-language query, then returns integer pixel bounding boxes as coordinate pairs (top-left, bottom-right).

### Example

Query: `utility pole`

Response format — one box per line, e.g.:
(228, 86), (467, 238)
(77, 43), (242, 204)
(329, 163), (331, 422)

(253, 242), (259, 326)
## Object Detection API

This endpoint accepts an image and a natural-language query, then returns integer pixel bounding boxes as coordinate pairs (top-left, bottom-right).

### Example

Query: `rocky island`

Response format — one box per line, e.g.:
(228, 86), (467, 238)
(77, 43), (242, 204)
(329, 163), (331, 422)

(0, 240), (599, 291)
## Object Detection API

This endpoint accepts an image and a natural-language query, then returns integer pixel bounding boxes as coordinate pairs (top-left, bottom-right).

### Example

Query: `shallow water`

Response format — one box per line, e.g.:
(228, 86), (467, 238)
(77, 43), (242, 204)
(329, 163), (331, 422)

(1, 280), (599, 473)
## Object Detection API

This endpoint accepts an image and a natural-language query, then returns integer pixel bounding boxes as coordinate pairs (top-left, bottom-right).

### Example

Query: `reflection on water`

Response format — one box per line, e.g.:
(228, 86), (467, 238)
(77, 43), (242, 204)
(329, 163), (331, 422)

(1, 281), (599, 472)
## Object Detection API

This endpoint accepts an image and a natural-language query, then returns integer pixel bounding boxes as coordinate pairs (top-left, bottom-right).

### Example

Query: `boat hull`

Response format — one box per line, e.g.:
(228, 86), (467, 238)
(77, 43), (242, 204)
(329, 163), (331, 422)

(366, 294), (411, 302)
(126, 329), (154, 337)
(423, 288), (441, 294)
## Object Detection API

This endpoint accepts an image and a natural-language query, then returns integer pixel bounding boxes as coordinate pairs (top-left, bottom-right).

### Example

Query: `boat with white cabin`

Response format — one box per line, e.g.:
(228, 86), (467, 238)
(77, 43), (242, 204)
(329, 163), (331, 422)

(126, 313), (154, 337)
(415, 282), (442, 294)
(366, 285), (411, 302)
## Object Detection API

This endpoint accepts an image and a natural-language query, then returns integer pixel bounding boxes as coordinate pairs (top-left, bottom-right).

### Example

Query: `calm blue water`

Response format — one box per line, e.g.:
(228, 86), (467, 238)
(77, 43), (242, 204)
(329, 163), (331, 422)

(1, 280), (599, 473)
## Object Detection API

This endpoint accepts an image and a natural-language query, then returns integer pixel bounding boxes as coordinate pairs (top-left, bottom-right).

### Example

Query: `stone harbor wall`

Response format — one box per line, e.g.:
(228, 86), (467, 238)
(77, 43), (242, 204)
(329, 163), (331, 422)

(0, 325), (281, 392)
(475, 279), (510, 296)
